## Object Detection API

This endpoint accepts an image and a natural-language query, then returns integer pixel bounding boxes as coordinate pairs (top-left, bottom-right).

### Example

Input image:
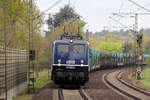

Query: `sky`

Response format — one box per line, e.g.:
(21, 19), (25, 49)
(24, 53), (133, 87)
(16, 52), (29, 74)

(36, 0), (150, 33)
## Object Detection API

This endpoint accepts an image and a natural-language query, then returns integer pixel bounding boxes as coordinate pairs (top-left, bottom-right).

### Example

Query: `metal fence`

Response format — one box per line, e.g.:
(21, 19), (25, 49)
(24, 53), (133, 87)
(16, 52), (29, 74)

(0, 46), (28, 99)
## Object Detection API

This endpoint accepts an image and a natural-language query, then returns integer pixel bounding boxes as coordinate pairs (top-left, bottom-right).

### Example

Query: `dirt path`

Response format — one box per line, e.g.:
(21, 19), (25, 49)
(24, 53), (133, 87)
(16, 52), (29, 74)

(31, 83), (56, 100)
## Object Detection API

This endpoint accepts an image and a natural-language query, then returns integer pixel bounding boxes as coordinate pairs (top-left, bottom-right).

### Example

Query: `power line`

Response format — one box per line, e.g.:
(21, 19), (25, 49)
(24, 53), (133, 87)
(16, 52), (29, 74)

(128, 0), (150, 13)
(109, 16), (129, 28)
(113, 13), (150, 15)
(132, 3), (150, 12)
(113, 13), (138, 32)
(35, 0), (62, 19)
(43, 0), (62, 14)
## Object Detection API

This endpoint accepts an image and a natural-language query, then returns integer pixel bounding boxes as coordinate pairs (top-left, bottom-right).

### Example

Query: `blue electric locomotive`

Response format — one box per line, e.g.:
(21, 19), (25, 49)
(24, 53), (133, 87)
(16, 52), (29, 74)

(51, 34), (89, 85)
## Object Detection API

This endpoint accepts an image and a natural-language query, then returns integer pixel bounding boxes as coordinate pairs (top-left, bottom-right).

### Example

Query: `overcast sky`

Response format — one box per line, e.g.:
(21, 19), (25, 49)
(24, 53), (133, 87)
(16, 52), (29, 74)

(36, 0), (150, 33)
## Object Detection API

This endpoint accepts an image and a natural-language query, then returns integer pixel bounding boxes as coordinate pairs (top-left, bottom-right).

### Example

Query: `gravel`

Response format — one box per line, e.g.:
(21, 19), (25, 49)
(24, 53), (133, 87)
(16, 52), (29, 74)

(31, 68), (130, 100)
(31, 83), (56, 100)
(84, 69), (127, 100)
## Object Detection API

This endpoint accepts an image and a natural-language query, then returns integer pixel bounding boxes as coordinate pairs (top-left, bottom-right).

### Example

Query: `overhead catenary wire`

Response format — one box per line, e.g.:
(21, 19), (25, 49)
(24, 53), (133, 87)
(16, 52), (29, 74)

(108, 16), (135, 32)
(112, 0), (150, 29)
(43, 0), (62, 14)
(128, 0), (150, 13)
(109, 16), (129, 28)
(36, 0), (63, 19)
(132, 3), (150, 13)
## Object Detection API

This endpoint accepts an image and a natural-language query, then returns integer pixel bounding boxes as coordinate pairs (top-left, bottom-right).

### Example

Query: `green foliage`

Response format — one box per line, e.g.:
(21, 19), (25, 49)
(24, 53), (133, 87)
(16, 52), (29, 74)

(89, 37), (101, 50)
(49, 19), (86, 43)
(34, 71), (51, 90)
(13, 94), (32, 100)
(90, 33), (124, 53)
(128, 67), (150, 90)
(140, 68), (150, 89)
(99, 33), (124, 53)
(0, 0), (51, 72)
(123, 41), (133, 53)
(0, 0), (43, 49)
(38, 48), (52, 70)
(49, 4), (79, 28)
(89, 29), (150, 53)
(142, 34), (150, 53)
(146, 54), (150, 68)
(13, 70), (51, 100)
(99, 41), (123, 53)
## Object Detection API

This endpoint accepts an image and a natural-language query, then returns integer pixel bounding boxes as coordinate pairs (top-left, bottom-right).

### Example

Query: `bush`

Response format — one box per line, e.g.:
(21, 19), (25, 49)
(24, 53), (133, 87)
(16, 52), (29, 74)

(38, 48), (52, 71)
(146, 55), (150, 68)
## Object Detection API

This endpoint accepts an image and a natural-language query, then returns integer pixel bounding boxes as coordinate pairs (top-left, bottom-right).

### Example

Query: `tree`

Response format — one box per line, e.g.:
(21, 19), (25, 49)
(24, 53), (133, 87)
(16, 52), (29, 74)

(88, 33), (124, 53)
(0, 0), (52, 74)
(46, 4), (79, 32)
(0, 0), (43, 49)
(98, 33), (124, 53)
(49, 19), (86, 43)
(142, 34), (150, 53)
(123, 41), (133, 53)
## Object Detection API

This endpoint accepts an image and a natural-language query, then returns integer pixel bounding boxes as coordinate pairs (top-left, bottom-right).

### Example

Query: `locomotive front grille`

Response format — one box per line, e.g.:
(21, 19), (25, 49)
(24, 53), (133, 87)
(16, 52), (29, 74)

(52, 65), (89, 84)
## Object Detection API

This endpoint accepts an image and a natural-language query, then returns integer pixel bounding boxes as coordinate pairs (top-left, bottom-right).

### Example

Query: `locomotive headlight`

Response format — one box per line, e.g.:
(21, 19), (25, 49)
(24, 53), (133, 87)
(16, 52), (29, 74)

(58, 59), (61, 63)
(81, 60), (84, 64)
(70, 40), (73, 43)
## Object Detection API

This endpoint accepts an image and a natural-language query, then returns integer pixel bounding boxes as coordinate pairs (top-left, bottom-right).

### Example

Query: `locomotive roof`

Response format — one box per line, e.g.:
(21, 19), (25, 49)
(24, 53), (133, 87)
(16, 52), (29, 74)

(54, 40), (89, 44)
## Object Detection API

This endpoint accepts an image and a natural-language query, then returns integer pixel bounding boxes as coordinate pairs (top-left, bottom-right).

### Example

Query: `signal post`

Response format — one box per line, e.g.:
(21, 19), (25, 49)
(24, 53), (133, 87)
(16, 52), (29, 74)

(136, 30), (143, 80)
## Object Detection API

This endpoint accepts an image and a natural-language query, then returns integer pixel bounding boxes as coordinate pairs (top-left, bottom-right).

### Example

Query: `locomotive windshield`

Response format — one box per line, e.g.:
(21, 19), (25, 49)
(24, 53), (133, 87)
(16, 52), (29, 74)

(72, 44), (85, 53)
(57, 44), (69, 53)
(57, 44), (85, 53)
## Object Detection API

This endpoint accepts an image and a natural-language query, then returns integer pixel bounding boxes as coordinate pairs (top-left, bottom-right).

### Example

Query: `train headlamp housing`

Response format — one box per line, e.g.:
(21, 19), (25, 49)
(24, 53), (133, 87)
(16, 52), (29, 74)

(81, 60), (84, 64)
(58, 59), (61, 63)
(70, 40), (73, 43)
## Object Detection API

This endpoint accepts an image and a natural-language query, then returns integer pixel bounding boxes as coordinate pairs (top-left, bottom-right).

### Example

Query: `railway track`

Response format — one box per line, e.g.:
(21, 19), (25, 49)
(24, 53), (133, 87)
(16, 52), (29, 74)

(104, 69), (150, 100)
(58, 88), (91, 100)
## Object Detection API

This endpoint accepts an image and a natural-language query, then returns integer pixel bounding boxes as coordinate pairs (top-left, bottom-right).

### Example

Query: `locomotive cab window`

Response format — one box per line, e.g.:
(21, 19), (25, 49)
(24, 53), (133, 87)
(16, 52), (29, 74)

(72, 44), (85, 53)
(57, 44), (85, 53)
(57, 44), (69, 53)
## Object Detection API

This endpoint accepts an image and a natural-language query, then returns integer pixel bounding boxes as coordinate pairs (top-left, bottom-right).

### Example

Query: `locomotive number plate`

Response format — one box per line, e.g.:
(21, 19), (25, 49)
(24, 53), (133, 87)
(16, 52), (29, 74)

(66, 60), (75, 64)
(66, 66), (75, 69)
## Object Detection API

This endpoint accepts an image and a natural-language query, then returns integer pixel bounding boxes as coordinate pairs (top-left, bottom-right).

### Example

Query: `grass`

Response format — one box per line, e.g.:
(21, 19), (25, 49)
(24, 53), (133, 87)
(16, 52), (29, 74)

(128, 72), (136, 80)
(140, 68), (150, 89)
(13, 94), (32, 100)
(13, 70), (51, 100)
(34, 71), (51, 90)
(128, 67), (150, 89)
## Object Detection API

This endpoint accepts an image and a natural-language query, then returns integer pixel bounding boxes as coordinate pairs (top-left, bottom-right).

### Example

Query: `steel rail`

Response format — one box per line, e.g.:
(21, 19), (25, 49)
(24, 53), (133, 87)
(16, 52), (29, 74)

(58, 88), (64, 100)
(104, 71), (141, 100)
